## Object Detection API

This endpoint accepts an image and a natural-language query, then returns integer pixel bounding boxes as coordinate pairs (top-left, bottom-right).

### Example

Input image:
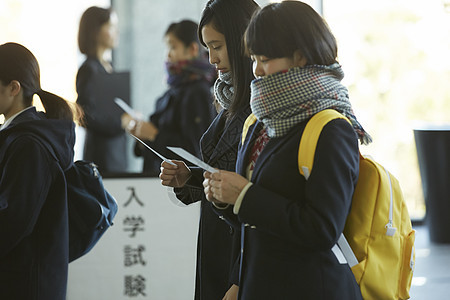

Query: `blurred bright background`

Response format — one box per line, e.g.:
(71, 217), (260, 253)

(323, 0), (450, 219)
(1, 0), (450, 220)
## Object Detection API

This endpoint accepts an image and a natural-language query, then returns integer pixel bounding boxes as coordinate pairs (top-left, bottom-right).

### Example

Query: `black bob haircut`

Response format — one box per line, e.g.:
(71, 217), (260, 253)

(245, 1), (338, 66)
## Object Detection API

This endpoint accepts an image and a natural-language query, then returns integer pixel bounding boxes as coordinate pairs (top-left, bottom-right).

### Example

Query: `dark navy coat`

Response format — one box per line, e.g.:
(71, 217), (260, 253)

(174, 106), (251, 300)
(135, 79), (216, 175)
(218, 118), (363, 299)
(76, 57), (127, 173)
(0, 108), (75, 300)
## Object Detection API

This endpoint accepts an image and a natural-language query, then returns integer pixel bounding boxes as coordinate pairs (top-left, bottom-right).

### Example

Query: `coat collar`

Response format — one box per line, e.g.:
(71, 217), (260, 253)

(238, 119), (302, 180)
(201, 106), (251, 167)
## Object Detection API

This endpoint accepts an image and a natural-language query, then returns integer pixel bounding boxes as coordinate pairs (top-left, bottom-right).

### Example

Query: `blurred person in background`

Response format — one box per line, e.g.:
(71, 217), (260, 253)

(122, 19), (216, 176)
(76, 6), (127, 173)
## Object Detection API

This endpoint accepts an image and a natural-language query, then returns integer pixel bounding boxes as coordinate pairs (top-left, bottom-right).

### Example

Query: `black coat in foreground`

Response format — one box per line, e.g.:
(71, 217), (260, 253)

(217, 118), (363, 300)
(174, 106), (251, 300)
(0, 108), (75, 300)
(240, 119), (362, 299)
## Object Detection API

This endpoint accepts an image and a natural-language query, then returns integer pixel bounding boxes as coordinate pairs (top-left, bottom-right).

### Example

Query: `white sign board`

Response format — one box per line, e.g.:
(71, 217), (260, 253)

(67, 177), (200, 300)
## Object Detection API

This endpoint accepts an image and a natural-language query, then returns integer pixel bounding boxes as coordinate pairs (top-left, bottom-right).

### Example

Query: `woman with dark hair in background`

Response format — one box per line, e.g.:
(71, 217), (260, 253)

(76, 6), (127, 173)
(0, 42), (80, 299)
(122, 19), (216, 176)
(159, 0), (260, 299)
(203, 1), (369, 298)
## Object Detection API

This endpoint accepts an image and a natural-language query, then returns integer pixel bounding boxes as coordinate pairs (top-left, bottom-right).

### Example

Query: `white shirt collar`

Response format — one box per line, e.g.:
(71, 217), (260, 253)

(0, 107), (35, 131)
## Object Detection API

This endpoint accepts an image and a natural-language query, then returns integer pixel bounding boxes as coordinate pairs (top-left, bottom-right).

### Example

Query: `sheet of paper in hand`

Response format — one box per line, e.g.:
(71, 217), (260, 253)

(167, 147), (218, 173)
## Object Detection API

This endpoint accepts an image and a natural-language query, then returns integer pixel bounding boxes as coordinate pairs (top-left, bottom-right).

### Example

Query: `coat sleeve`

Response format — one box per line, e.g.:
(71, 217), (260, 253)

(76, 63), (123, 137)
(173, 167), (205, 205)
(237, 120), (359, 251)
(0, 137), (55, 257)
(149, 83), (215, 159)
(177, 84), (215, 157)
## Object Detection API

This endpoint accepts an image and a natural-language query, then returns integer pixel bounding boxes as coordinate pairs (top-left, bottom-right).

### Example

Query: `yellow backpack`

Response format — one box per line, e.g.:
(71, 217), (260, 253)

(242, 110), (416, 300)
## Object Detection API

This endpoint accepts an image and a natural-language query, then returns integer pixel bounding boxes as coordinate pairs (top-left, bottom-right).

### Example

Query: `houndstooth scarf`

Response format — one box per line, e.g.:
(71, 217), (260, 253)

(250, 63), (372, 145)
(214, 71), (234, 110)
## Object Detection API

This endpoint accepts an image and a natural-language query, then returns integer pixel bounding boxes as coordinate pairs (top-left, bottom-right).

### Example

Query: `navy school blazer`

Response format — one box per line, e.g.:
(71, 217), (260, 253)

(216, 118), (363, 300)
(174, 106), (251, 300)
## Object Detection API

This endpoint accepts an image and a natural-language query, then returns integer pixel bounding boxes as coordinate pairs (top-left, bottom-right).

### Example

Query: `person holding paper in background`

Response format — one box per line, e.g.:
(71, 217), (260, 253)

(122, 20), (216, 176)
(76, 6), (127, 173)
(159, 1), (260, 299)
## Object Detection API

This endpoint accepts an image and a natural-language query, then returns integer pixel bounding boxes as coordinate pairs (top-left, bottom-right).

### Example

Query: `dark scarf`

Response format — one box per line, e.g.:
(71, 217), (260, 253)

(250, 63), (372, 145)
(165, 58), (216, 87)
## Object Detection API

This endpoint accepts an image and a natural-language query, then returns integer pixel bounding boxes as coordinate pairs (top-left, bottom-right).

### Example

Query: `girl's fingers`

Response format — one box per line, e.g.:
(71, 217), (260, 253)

(161, 161), (178, 169)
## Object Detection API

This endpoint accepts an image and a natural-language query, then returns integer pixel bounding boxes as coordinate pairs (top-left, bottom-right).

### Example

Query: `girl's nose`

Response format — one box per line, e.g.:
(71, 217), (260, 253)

(253, 60), (264, 77)
(208, 51), (218, 65)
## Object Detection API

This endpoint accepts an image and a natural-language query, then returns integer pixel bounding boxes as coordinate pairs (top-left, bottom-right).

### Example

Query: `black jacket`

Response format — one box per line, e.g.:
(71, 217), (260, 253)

(76, 57), (127, 173)
(0, 108), (75, 300)
(224, 118), (362, 299)
(174, 106), (251, 300)
(135, 78), (216, 175)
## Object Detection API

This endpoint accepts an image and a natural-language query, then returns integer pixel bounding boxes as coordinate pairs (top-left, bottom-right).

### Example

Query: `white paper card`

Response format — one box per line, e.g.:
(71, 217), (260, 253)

(114, 97), (141, 120)
(167, 147), (218, 173)
(131, 134), (176, 166)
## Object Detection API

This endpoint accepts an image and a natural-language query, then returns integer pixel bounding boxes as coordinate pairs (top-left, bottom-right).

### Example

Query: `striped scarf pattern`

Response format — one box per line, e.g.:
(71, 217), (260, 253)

(250, 63), (372, 144)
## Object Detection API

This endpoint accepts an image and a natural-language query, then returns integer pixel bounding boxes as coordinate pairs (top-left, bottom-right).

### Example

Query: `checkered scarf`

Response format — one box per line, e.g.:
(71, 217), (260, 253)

(250, 63), (372, 145)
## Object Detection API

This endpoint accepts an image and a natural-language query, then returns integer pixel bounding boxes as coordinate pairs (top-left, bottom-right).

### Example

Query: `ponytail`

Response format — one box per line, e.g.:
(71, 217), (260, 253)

(0, 43), (84, 124)
(35, 89), (84, 124)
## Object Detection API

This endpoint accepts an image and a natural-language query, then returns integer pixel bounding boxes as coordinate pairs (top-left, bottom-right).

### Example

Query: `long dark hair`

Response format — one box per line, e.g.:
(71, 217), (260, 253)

(245, 1), (338, 66)
(78, 6), (113, 57)
(198, 0), (259, 118)
(0, 42), (79, 121)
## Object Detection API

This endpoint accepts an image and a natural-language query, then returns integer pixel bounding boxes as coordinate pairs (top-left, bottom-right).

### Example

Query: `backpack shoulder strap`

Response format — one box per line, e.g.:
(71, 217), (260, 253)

(241, 113), (258, 145)
(298, 110), (359, 268)
(298, 109), (350, 179)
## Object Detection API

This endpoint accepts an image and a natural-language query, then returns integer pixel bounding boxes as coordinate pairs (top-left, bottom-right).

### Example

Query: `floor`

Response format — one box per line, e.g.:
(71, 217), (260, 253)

(409, 225), (450, 299)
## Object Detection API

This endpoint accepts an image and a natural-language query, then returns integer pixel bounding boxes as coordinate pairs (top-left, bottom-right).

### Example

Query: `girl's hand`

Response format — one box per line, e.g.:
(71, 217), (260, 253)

(134, 121), (159, 141)
(222, 284), (239, 300)
(159, 160), (191, 188)
(203, 170), (249, 205)
(121, 113), (136, 130)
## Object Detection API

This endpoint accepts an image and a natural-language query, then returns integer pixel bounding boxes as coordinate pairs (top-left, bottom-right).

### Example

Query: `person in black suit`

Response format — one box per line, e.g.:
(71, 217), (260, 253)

(122, 20), (216, 176)
(76, 6), (127, 173)
(159, 1), (260, 299)
(0, 42), (80, 300)
(203, 1), (372, 299)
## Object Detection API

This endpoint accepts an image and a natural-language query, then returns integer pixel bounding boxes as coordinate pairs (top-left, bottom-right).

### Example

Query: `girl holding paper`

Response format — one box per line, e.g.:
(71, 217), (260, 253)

(122, 20), (216, 176)
(159, 0), (260, 299)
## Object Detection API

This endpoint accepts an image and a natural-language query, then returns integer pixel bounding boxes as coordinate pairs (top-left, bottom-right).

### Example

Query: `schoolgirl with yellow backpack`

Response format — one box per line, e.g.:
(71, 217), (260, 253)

(203, 1), (415, 299)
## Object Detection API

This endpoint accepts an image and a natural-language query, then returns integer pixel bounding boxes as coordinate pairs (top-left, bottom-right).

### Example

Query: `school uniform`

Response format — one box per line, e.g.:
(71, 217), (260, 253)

(174, 106), (251, 300)
(0, 107), (75, 299)
(225, 117), (363, 299)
